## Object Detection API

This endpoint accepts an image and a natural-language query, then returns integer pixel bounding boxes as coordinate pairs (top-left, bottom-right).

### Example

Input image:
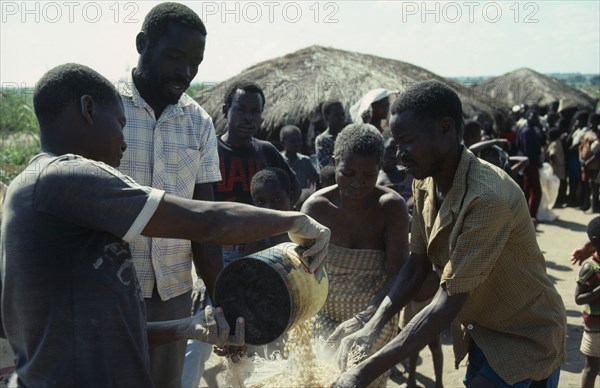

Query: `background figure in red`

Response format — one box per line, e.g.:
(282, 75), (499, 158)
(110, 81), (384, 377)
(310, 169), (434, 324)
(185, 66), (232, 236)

(517, 109), (543, 222)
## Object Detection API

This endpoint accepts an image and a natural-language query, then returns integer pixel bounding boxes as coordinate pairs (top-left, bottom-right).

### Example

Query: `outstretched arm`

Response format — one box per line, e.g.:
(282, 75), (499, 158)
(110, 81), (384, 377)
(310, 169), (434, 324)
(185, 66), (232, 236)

(328, 252), (432, 364)
(333, 284), (468, 387)
(571, 241), (595, 265)
(142, 194), (330, 275)
(468, 138), (510, 153)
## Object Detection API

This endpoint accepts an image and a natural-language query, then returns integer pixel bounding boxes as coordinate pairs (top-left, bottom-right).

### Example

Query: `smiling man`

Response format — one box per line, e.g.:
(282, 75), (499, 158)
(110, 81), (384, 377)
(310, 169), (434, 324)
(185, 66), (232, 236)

(330, 80), (566, 388)
(115, 3), (223, 387)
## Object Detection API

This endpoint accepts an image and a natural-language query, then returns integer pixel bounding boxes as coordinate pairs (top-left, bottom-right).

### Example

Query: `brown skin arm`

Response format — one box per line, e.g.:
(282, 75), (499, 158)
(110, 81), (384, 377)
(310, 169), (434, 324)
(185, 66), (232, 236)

(328, 252), (432, 356)
(191, 183), (222, 301)
(291, 174), (302, 204)
(468, 138), (510, 153)
(335, 284), (468, 387)
(382, 193), (410, 280)
(571, 240), (596, 265)
(144, 194), (307, 245)
(576, 283), (600, 305)
(141, 193), (330, 272)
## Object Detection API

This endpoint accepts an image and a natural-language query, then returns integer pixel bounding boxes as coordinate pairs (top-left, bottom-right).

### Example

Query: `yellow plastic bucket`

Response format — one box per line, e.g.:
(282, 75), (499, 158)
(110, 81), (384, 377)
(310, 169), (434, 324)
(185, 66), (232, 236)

(213, 242), (329, 345)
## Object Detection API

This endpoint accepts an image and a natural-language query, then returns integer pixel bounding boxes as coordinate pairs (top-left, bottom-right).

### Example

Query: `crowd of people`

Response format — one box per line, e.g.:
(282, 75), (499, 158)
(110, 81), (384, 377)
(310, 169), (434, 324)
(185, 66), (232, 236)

(1, 2), (599, 388)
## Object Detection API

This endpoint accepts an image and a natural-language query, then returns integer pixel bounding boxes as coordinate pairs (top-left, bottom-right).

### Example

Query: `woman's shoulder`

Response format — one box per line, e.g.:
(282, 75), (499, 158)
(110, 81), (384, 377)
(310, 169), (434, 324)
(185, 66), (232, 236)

(373, 185), (408, 214)
(301, 185), (337, 211)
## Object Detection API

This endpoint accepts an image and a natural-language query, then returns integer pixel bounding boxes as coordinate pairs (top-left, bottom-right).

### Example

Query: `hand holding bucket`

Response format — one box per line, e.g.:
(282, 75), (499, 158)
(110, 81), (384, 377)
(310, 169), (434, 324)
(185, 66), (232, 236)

(214, 243), (329, 345)
(287, 214), (331, 279)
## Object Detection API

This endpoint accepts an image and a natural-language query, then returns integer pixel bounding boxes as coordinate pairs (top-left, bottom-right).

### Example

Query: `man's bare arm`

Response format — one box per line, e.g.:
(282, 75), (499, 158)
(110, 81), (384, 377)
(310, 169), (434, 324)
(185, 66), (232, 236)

(142, 194), (330, 272)
(337, 284), (468, 387)
(191, 183), (222, 301)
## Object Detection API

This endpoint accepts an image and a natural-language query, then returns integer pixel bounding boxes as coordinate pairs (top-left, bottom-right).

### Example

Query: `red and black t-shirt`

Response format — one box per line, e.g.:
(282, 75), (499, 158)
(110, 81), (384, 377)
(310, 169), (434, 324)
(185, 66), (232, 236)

(214, 136), (298, 204)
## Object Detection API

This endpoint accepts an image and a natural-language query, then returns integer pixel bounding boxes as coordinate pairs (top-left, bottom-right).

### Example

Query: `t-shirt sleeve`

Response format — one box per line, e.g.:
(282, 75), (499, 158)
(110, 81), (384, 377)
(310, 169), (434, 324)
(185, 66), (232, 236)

(441, 195), (513, 296)
(33, 158), (165, 243)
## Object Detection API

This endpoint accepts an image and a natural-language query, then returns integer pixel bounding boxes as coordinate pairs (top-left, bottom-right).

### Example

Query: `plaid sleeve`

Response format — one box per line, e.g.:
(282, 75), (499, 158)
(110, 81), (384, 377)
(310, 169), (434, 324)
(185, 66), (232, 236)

(194, 108), (222, 184)
(441, 195), (513, 296)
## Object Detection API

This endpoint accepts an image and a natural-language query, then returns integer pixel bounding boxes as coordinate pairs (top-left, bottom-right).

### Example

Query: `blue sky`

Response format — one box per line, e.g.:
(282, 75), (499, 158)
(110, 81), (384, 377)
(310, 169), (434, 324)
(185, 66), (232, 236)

(1, 0), (599, 87)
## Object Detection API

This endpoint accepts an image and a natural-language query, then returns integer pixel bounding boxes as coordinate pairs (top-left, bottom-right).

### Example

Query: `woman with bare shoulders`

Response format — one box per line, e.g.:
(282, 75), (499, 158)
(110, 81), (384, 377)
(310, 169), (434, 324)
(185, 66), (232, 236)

(301, 123), (410, 387)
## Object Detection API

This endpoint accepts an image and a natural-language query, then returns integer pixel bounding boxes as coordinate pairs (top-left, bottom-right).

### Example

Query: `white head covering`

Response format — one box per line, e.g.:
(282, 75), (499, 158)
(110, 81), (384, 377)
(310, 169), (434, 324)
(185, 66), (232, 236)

(349, 88), (391, 123)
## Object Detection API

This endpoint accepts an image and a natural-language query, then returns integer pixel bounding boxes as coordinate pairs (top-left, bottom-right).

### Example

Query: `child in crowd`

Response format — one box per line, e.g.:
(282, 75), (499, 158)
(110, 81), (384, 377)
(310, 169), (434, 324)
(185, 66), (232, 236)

(318, 165), (336, 189)
(280, 125), (319, 190)
(244, 167), (293, 256)
(462, 120), (482, 148)
(377, 138), (413, 205)
(315, 101), (346, 170)
(575, 216), (600, 388)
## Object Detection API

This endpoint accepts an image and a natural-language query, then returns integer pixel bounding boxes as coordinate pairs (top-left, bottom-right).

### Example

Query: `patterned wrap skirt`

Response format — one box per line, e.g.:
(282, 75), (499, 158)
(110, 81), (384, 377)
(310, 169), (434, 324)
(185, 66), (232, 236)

(314, 244), (398, 388)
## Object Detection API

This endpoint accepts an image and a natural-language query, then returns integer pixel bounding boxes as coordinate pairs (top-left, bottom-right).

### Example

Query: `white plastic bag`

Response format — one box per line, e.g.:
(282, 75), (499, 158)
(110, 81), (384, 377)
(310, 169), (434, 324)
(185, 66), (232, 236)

(537, 162), (560, 222)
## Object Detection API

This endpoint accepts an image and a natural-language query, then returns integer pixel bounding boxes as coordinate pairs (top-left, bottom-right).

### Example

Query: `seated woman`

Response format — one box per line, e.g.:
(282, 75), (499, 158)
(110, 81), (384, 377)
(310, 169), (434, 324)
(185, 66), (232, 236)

(301, 123), (410, 387)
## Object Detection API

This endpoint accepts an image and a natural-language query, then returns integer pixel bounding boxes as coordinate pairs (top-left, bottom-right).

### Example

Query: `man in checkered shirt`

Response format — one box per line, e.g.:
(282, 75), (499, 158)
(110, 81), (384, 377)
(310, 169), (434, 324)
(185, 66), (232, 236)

(116, 3), (222, 387)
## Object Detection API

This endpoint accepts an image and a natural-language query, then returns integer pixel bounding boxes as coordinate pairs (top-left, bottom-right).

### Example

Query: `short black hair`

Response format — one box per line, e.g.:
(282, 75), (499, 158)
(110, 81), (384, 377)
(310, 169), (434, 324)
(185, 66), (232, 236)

(587, 216), (600, 248)
(33, 63), (119, 126)
(223, 81), (265, 111)
(280, 125), (301, 142)
(574, 110), (590, 125)
(322, 100), (343, 117)
(548, 128), (561, 142)
(250, 167), (291, 197)
(142, 2), (207, 46)
(333, 123), (384, 165)
(318, 165), (336, 188)
(464, 120), (481, 137)
(391, 80), (464, 132)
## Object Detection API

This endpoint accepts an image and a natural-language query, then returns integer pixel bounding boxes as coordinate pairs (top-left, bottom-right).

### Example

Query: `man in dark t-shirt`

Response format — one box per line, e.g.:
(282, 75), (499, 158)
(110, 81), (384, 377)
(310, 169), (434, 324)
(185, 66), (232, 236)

(214, 82), (301, 205)
(0, 64), (331, 387)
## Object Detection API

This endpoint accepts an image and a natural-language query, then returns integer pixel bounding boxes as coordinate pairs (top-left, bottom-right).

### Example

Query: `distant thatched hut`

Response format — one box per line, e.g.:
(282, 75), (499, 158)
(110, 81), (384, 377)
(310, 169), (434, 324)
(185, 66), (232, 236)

(472, 68), (597, 112)
(195, 45), (504, 145)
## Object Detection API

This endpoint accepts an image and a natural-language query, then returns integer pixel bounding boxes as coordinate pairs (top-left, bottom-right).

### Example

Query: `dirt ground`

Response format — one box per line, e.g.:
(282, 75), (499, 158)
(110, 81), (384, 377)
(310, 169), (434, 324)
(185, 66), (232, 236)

(199, 206), (599, 388)
(0, 207), (598, 387)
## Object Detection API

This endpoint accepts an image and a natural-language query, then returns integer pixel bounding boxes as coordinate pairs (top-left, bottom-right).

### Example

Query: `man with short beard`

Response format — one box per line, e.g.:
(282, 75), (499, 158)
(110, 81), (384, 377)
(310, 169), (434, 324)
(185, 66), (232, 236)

(116, 3), (221, 387)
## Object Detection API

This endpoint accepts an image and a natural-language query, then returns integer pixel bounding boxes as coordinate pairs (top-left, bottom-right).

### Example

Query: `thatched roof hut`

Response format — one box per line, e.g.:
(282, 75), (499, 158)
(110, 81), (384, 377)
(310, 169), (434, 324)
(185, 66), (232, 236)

(472, 68), (597, 111)
(195, 45), (504, 144)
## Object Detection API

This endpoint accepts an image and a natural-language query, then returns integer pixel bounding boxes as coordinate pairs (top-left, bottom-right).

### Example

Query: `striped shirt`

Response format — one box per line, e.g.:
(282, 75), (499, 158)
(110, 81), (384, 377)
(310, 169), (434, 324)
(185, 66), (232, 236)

(117, 74), (221, 300)
(577, 255), (600, 332)
(410, 148), (566, 384)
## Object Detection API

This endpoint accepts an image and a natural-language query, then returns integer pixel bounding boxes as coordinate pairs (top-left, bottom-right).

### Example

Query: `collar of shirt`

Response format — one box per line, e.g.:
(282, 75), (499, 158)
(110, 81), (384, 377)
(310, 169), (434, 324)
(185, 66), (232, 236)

(117, 70), (194, 118)
(413, 147), (473, 240)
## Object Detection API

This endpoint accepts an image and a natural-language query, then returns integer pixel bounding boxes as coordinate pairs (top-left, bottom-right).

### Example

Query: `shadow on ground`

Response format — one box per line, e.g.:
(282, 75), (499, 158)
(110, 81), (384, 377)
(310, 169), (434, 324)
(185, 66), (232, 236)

(562, 323), (584, 374)
(549, 218), (587, 233)
(545, 260), (573, 272)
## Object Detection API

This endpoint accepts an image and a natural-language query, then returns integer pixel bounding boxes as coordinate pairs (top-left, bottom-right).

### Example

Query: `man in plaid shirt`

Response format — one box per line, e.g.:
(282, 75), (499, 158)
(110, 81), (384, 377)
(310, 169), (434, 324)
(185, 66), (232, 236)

(116, 3), (222, 387)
